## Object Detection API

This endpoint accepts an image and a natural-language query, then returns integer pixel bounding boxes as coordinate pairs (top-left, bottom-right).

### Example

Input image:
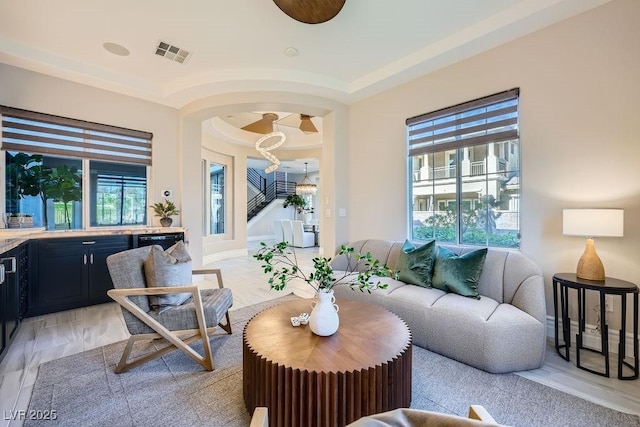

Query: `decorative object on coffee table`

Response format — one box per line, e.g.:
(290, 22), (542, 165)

(243, 298), (412, 426)
(309, 288), (339, 336)
(151, 199), (180, 227)
(254, 241), (394, 336)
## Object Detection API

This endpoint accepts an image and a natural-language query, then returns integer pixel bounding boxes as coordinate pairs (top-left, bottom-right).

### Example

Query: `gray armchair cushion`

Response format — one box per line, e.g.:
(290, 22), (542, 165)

(127, 287), (234, 335)
(144, 241), (192, 311)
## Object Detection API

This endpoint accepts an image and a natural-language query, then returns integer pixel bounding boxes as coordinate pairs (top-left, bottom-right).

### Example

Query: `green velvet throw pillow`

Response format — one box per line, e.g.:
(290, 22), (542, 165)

(432, 247), (488, 299)
(395, 240), (436, 288)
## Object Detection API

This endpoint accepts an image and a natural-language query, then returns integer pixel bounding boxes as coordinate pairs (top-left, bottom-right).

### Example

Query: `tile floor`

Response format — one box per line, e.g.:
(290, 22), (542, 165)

(1, 244), (639, 426)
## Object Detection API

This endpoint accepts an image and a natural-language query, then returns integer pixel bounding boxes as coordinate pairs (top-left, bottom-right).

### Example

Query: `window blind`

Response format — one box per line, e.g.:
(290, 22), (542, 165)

(0, 106), (152, 165)
(406, 88), (519, 157)
(96, 174), (147, 189)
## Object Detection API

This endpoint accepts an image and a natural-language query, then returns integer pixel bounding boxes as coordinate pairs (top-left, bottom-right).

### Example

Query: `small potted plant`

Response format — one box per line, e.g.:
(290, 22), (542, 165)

(151, 199), (180, 227)
(282, 194), (307, 216)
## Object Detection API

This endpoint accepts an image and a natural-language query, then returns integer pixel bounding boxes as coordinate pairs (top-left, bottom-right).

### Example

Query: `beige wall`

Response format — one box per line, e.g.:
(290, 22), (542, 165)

(0, 67), (347, 266)
(0, 63), (181, 228)
(347, 0), (640, 327)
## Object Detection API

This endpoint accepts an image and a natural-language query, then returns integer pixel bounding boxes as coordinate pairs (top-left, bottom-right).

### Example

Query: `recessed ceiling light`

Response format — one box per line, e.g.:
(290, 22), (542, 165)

(103, 42), (130, 57)
(284, 47), (298, 57)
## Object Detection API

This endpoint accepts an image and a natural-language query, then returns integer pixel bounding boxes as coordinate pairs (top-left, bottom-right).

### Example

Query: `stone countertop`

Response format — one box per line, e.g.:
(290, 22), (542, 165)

(0, 227), (187, 253)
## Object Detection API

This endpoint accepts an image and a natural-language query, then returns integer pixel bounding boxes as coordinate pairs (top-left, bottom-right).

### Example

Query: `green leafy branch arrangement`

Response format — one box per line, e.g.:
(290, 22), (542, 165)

(254, 241), (396, 293)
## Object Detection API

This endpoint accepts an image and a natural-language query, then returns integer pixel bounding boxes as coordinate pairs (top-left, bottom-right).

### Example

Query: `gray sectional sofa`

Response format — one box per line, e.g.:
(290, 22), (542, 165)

(331, 239), (546, 374)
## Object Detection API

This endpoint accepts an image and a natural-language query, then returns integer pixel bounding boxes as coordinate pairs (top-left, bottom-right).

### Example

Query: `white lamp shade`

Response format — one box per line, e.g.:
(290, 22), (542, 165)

(562, 209), (624, 237)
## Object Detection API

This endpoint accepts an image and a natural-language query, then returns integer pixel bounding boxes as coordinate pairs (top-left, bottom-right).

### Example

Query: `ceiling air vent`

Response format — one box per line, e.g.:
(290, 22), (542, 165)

(155, 41), (191, 64)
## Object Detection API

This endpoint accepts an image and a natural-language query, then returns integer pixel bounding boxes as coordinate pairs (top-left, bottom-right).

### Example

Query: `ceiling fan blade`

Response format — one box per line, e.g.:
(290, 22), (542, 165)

(299, 114), (318, 134)
(241, 113), (279, 134)
(273, 0), (346, 24)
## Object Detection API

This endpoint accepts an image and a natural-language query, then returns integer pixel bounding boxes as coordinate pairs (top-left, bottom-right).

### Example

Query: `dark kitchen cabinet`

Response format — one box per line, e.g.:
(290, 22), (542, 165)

(87, 242), (131, 304)
(0, 262), (9, 363)
(0, 241), (28, 363)
(29, 235), (131, 316)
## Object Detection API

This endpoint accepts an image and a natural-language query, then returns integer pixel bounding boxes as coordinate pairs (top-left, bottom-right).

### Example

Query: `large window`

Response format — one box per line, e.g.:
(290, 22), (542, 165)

(407, 89), (520, 248)
(5, 152), (83, 230)
(209, 163), (225, 234)
(1, 106), (152, 230)
(90, 161), (147, 226)
(202, 153), (230, 237)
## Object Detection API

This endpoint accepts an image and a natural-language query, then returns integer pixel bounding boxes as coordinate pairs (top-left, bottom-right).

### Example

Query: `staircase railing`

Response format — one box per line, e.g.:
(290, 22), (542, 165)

(247, 180), (297, 221)
(247, 167), (266, 192)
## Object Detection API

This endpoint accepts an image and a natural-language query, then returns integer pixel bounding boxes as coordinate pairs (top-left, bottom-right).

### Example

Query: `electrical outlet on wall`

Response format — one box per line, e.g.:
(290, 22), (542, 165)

(605, 295), (614, 312)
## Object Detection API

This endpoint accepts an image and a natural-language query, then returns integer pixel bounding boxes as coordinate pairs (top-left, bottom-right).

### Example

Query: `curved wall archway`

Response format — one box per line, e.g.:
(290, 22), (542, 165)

(178, 91), (349, 266)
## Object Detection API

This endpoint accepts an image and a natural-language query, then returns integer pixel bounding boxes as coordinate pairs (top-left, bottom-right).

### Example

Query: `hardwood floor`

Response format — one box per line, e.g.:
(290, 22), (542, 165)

(1, 245), (638, 426)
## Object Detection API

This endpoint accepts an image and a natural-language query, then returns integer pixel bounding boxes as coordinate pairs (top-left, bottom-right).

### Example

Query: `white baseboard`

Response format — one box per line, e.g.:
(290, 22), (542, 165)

(202, 248), (248, 265)
(545, 315), (637, 357)
(247, 234), (276, 242)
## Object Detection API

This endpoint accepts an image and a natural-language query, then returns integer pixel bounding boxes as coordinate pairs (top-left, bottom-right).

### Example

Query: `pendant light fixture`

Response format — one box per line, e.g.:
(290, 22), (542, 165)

(255, 131), (286, 173)
(296, 162), (317, 195)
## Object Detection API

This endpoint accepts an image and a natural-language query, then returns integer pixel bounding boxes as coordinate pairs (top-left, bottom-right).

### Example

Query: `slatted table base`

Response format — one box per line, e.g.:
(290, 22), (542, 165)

(242, 299), (413, 427)
(243, 343), (411, 427)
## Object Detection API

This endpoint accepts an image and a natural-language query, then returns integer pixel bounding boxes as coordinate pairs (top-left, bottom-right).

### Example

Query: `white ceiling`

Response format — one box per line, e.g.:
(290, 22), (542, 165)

(0, 0), (610, 109)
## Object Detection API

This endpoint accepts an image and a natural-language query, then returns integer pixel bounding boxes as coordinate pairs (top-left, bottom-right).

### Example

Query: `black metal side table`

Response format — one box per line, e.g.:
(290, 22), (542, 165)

(553, 273), (639, 380)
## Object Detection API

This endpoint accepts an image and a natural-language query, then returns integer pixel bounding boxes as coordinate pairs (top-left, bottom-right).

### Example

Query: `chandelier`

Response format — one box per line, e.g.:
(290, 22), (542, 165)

(296, 162), (317, 195)
(255, 131), (286, 173)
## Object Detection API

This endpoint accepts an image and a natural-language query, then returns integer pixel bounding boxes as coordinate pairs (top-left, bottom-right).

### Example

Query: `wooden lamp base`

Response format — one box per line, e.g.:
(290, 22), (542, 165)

(576, 238), (605, 281)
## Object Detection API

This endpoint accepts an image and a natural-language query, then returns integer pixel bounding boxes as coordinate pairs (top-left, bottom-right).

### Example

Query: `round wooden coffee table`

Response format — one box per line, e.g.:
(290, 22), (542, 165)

(243, 298), (412, 427)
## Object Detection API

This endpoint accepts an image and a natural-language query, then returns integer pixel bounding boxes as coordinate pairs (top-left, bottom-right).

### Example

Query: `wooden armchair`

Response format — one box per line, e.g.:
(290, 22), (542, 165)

(250, 405), (501, 426)
(106, 246), (233, 373)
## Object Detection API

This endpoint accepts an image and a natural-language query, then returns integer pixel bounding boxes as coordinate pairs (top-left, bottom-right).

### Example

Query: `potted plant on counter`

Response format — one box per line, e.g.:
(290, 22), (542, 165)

(151, 199), (180, 227)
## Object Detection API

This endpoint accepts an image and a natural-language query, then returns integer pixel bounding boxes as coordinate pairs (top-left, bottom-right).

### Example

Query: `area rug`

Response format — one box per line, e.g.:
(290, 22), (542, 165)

(27, 295), (640, 427)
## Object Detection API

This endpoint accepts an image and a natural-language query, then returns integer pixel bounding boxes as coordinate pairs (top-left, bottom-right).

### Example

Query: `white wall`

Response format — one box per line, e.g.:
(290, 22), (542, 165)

(247, 200), (287, 239)
(346, 0), (640, 327)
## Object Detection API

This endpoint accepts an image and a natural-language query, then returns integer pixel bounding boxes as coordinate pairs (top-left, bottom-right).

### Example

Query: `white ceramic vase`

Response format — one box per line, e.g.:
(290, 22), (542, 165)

(309, 289), (340, 336)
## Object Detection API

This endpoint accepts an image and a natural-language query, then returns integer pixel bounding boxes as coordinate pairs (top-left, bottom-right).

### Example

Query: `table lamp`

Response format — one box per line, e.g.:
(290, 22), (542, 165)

(562, 209), (624, 281)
